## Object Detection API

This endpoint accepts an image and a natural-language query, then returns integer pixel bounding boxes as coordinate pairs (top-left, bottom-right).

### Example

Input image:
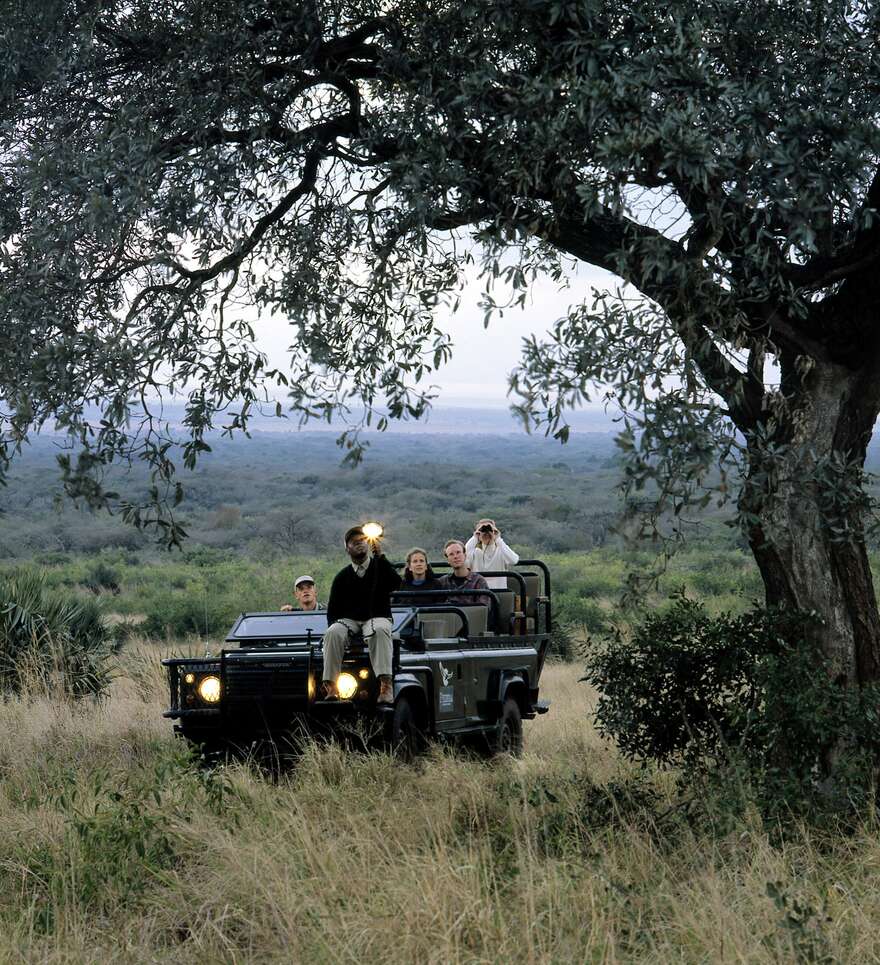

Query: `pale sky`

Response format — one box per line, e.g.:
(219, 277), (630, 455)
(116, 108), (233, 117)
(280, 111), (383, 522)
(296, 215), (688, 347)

(255, 257), (620, 409)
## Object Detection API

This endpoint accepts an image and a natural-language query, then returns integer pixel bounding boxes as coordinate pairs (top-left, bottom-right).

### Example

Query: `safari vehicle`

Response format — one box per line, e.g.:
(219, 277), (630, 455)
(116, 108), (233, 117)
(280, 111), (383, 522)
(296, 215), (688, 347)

(162, 560), (552, 759)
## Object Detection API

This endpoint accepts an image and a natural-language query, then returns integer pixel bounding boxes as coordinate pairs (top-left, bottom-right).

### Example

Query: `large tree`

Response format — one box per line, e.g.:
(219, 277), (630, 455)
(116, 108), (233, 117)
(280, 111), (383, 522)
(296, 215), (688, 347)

(3, 1), (880, 696)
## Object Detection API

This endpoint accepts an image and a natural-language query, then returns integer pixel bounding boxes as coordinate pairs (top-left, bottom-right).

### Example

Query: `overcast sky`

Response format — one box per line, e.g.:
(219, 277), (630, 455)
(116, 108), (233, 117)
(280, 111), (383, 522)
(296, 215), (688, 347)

(255, 257), (620, 416)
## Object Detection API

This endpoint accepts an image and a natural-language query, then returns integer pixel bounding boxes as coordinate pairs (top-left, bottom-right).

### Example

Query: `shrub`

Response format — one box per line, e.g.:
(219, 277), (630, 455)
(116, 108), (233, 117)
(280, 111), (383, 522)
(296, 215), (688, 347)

(556, 595), (608, 636)
(182, 546), (227, 568)
(0, 570), (117, 697)
(546, 620), (579, 662)
(82, 561), (120, 594)
(142, 590), (237, 639)
(585, 593), (880, 817)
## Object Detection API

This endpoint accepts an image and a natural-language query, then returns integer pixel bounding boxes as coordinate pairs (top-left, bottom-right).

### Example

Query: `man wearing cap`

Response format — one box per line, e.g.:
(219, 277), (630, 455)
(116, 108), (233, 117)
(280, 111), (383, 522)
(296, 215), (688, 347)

(322, 526), (402, 703)
(280, 575), (322, 612)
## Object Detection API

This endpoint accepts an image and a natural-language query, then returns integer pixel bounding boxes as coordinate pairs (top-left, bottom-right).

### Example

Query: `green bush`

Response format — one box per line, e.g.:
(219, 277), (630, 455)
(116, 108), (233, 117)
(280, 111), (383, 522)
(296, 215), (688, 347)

(142, 589), (237, 639)
(546, 620), (578, 662)
(29, 771), (178, 931)
(0, 570), (116, 697)
(82, 560), (120, 594)
(556, 595), (608, 635)
(585, 594), (880, 817)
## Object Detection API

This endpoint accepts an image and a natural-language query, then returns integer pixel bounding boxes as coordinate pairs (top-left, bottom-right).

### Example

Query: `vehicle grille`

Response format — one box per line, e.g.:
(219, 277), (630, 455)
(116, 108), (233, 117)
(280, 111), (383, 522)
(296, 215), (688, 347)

(223, 661), (310, 700)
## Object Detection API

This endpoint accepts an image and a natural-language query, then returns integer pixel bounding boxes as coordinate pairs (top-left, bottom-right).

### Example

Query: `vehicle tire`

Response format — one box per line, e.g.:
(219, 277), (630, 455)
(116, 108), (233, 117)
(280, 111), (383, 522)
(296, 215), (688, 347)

(388, 694), (424, 761)
(489, 697), (523, 758)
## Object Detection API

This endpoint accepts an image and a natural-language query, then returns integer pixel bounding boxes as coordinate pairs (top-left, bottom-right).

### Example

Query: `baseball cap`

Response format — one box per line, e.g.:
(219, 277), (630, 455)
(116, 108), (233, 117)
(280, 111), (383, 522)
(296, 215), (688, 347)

(344, 525), (365, 545)
(294, 575), (315, 589)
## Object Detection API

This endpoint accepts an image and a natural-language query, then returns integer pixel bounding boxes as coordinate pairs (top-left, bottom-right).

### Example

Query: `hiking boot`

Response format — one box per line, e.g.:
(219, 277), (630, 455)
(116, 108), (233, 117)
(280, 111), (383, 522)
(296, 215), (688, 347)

(377, 675), (393, 704)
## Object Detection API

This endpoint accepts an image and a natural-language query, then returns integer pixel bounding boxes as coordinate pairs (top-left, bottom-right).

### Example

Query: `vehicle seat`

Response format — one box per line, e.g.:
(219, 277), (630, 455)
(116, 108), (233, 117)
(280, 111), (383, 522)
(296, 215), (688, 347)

(521, 573), (541, 621)
(493, 589), (515, 634)
(418, 612), (461, 640)
(456, 605), (488, 637)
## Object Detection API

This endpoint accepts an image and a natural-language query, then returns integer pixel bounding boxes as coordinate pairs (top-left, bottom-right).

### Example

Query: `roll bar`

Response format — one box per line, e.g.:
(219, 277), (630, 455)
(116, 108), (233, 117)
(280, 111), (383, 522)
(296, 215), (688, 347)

(394, 558), (551, 599)
(515, 559), (551, 597)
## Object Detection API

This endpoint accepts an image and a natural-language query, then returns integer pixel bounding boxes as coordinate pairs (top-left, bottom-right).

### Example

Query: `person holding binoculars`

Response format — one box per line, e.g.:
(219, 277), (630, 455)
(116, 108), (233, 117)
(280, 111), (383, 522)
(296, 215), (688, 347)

(465, 518), (519, 577)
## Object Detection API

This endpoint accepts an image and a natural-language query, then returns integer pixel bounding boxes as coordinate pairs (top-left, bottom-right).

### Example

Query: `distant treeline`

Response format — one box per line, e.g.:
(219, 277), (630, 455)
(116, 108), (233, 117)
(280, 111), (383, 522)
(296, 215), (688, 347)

(8, 427), (880, 562)
(0, 430), (627, 559)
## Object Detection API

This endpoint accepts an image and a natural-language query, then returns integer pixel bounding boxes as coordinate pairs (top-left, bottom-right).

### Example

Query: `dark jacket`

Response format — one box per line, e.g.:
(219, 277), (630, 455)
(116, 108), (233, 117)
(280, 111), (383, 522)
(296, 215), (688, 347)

(326, 554), (403, 624)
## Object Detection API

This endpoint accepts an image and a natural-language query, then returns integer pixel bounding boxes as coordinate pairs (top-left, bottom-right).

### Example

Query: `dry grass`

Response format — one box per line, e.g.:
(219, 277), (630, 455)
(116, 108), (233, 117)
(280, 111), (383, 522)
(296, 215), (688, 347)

(0, 656), (877, 963)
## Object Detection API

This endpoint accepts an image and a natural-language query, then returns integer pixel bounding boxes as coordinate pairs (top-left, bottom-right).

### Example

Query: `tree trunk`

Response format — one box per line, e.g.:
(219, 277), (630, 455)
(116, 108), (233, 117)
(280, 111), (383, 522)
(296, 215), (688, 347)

(742, 359), (880, 691)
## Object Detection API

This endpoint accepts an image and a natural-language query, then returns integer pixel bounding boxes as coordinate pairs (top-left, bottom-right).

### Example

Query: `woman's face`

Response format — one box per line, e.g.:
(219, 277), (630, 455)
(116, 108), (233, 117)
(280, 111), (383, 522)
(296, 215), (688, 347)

(409, 553), (428, 578)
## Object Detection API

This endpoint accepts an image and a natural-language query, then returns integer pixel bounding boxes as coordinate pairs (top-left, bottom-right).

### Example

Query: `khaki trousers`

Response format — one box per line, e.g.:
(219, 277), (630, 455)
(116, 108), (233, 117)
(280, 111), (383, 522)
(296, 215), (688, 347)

(322, 617), (393, 680)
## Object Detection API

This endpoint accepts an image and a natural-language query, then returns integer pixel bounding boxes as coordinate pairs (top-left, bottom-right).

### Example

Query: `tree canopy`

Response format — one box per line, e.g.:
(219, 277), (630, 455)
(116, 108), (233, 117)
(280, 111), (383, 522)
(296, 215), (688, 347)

(3, 2), (880, 689)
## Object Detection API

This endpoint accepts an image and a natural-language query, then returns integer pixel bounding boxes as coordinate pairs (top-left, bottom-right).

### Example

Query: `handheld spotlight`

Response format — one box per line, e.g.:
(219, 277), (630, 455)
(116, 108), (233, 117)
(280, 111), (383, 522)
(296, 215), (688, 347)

(362, 521), (384, 542)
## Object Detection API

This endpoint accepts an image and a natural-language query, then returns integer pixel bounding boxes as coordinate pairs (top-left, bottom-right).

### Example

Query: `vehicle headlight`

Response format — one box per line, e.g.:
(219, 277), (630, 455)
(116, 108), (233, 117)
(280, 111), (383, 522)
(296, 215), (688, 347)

(336, 672), (358, 700)
(197, 675), (221, 703)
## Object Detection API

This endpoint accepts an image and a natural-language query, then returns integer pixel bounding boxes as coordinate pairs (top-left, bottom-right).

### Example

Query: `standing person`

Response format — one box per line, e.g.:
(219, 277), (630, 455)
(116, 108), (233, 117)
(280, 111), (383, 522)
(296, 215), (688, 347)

(402, 547), (442, 591)
(323, 526), (402, 703)
(280, 575), (322, 612)
(465, 518), (519, 576)
(440, 539), (491, 608)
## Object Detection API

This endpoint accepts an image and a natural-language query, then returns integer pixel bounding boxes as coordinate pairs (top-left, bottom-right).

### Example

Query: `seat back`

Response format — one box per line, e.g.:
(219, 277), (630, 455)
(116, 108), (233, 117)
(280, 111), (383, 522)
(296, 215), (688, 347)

(417, 612), (461, 640)
(521, 573), (541, 618)
(493, 589), (515, 634)
(457, 605), (488, 637)
(416, 601), (494, 639)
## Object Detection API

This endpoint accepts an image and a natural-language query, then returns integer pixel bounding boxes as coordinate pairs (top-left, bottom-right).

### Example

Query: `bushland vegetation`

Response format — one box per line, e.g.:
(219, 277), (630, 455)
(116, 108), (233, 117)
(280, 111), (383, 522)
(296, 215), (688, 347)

(0, 428), (835, 637)
(0, 430), (627, 559)
(0, 429), (771, 645)
(3, 429), (880, 957)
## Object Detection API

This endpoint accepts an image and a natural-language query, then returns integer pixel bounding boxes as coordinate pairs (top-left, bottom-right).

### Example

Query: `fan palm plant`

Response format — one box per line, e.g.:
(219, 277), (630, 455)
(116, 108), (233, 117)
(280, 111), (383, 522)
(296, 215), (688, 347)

(0, 571), (116, 697)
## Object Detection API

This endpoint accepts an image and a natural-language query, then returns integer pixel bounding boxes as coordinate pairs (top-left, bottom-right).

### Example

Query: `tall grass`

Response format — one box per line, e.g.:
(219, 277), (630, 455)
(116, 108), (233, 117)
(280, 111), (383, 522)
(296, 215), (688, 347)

(0, 658), (877, 962)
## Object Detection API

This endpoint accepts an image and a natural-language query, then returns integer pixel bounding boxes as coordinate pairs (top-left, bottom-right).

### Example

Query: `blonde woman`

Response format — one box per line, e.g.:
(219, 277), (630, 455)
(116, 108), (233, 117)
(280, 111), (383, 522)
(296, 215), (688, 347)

(465, 518), (519, 575)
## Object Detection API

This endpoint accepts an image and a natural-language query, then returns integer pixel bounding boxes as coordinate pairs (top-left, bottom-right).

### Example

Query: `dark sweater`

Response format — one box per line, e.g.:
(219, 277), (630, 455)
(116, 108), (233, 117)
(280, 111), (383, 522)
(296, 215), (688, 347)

(326, 554), (403, 624)
(402, 576), (443, 592)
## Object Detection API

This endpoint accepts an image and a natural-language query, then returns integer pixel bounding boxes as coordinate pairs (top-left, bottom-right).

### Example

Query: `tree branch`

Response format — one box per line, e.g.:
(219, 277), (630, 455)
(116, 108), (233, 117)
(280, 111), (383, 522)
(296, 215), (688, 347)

(163, 148), (323, 286)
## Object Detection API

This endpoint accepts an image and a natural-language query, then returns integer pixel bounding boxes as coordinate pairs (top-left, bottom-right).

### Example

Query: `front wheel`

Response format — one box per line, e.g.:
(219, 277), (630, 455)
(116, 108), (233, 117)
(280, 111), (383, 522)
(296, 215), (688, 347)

(388, 694), (425, 761)
(489, 697), (523, 758)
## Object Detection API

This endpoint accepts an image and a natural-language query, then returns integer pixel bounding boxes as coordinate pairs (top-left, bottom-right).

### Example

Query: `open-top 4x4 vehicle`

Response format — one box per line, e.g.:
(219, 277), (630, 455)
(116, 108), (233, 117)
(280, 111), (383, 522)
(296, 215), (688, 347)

(162, 559), (552, 759)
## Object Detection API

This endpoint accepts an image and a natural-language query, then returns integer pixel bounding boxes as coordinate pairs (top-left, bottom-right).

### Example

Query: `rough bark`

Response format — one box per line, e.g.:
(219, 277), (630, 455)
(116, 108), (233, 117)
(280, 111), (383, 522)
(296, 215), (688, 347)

(742, 359), (880, 690)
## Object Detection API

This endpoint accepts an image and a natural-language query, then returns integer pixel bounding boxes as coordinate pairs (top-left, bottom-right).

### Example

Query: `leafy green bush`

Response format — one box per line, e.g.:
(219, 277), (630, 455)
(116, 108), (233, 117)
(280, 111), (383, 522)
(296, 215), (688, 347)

(142, 590), (237, 639)
(585, 594), (880, 815)
(546, 619), (578, 662)
(0, 570), (116, 697)
(556, 595), (608, 635)
(82, 560), (120, 594)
